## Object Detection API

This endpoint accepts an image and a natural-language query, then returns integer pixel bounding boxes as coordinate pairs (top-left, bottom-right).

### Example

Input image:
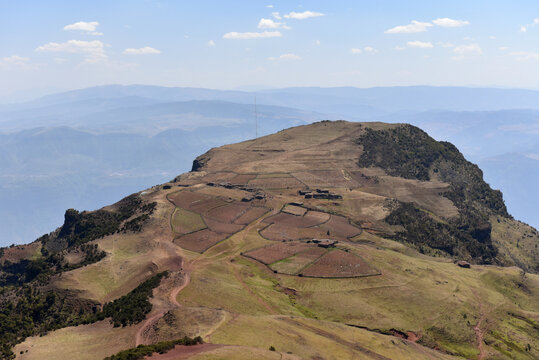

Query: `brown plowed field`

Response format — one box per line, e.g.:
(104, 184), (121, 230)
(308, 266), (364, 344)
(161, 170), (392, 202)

(248, 177), (303, 189)
(168, 191), (209, 208)
(230, 174), (257, 185)
(260, 223), (327, 241)
(263, 212), (327, 228)
(301, 249), (378, 277)
(243, 242), (313, 264)
(203, 217), (244, 234)
(282, 204), (308, 216)
(320, 215), (362, 239)
(234, 207), (269, 225)
(304, 211), (331, 225)
(189, 198), (228, 214)
(269, 246), (327, 275)
(174, 229), (228, 253)
(206, 203), (249, 223)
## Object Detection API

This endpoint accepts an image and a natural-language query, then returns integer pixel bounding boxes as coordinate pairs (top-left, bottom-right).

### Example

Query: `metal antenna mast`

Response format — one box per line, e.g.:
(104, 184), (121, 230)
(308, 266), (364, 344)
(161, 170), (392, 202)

(254, 94), (258, 139)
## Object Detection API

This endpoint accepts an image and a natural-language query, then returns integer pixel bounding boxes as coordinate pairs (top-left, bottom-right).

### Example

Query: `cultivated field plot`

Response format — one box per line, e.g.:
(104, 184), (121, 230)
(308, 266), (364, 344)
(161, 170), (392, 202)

(174, 229), (228, 253)
(269, 246), (327, 275)
(292, 170), (359, 188)
(244, 242), (313, 264)
(248, 177), (304, 189)
(260, 210), (360, 241)
(170, 190), (270, 253)
(320, 215), (362, 239)
(234, 206), (269, 225)
(301, 249), (379, 278)
(256, 173), (292, 179)
(171, 208), (206, 235)
(230, 174), (257, 185)
(282, 204), (307, 216)
(244, 241), (378, 278)
(260, 224), (327, 241)
(168, 191), (211, 209)
(206, 203), (249, 223)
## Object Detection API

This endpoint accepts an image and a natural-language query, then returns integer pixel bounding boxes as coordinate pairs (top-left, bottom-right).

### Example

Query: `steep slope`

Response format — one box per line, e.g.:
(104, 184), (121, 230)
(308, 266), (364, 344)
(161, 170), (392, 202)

(1, 121), (538, 360)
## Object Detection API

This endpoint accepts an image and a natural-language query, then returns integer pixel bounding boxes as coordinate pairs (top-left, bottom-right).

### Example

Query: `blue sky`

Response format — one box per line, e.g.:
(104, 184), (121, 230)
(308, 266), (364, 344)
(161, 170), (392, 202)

(1, 0), (539, 98)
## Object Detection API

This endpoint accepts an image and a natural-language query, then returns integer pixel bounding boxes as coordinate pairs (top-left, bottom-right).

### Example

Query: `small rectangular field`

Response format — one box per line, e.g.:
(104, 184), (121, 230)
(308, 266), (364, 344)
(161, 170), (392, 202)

(234, 207), (269, 225)
(230, 174), (257, 185)
(243, 242), (313, 265)
(269, 247), (327, 275)
(174, 229), (228, 253)
(206, 203), (249, 223)
(300, 249), (379, 278)
(282, 204), (308, 216)
(171, 208), (207, 235)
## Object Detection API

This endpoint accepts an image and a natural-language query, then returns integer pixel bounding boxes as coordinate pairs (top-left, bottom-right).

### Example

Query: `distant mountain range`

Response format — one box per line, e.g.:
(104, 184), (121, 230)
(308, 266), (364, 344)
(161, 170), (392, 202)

(0, 85), (537, 245)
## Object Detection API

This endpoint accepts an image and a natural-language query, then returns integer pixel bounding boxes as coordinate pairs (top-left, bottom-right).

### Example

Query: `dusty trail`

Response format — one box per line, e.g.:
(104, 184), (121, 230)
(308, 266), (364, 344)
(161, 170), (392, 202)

(473, 300), (486, 360)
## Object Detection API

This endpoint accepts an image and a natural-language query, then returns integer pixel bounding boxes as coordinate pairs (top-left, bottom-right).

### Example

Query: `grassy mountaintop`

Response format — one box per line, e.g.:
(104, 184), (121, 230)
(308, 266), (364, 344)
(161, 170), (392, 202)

(1, 120), (538, 360)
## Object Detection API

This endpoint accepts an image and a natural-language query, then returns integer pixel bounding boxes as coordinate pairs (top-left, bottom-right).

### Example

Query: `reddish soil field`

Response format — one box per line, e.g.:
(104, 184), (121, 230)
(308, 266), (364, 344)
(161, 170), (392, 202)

(303, 211), (331, 225)
(301, 249), (378, 277)
(203, 217), (244, 234)
(168, 191), (210, 208)
(248, 177), (303, 189)
(269, 246), (328, 275)
(230, 173), (257, 185)
(263, 212), (327, 228)
(234, 206), (269, 225)
(320, 215), (362, 239)
(205, 203), (249, 223)
(189, 198), (228, 214)
(243, 242), (313, 264)
(260, 223), (327, 241)
(174, 229), (229, 253)
(282, 204), (308, 216)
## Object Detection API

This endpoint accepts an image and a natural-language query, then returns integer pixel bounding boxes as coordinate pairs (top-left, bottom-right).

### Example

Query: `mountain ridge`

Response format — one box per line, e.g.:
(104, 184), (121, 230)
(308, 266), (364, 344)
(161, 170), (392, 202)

(1, 120), (538, 360)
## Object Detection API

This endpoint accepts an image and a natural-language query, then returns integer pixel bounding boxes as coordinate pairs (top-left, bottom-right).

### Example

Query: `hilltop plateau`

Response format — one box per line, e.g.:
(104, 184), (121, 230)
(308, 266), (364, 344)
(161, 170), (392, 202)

(1, 121), (538, 360)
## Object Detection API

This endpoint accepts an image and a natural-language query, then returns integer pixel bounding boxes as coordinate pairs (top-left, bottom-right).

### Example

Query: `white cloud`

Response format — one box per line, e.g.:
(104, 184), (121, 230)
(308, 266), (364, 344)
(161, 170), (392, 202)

(510, 51), (539, 60)
(363, 46), (378, 54)
(122, 46), (161, 55)
(284, 11), (325, 20)
(223, 31), (282, 39)
(63, 21), (102, 35)
(208, 40), (216, 46)
(266, 4), (273, 8)
(272, 12), (281, 20)
(268, 53), (301, 61)
(438, 42), (455, 48)
(385, 20), (433, 34)
(351, 48), (362, 54)
(36, 40), (107, 63)
(258, 18), (291, 30)
(521, 25), (527, 33)
(314, 40), (321, 46)
(1, 55), (29, 66)
(453, 43), (482, 55)
(407, 40), (434, 48)
(432, 18), (469, 27)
